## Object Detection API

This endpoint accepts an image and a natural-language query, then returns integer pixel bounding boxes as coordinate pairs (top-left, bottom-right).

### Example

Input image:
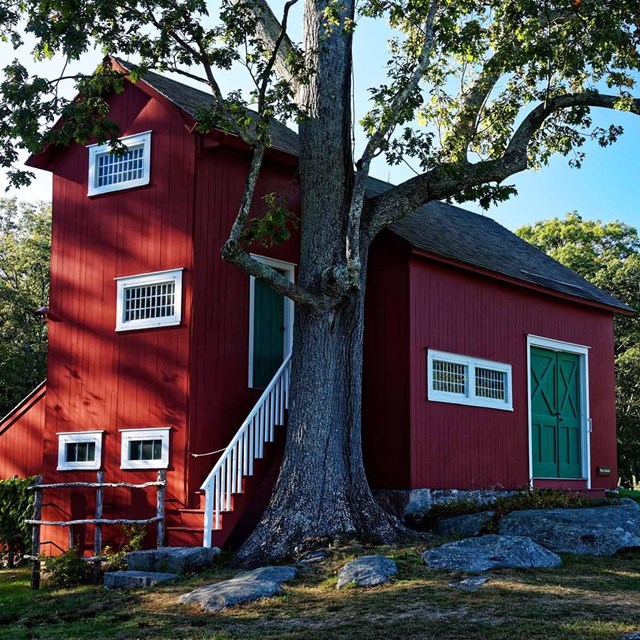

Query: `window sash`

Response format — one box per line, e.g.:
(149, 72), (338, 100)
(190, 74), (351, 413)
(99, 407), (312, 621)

(120, 428), (170, 470)
(87, 131), (151, 196)
(115, 269), (183, 332)
(57, 431), (103, 471)
(427, 350), (512, 410)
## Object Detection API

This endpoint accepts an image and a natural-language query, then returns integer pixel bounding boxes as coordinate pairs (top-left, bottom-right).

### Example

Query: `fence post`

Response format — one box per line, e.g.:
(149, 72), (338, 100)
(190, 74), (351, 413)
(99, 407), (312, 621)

(93, 471), (104, 584)
(156, 470), (165, 548)
(30, 475), (43, 590)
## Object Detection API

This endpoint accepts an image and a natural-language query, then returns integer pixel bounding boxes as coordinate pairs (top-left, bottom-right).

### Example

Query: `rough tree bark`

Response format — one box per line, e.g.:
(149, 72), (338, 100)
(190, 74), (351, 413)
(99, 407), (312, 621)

(235, 0), (403, 565)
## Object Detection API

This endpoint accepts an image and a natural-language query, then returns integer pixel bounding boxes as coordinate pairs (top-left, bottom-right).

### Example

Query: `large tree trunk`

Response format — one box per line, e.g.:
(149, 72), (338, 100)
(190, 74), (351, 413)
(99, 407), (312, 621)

(236, 277), (403, 565)
(235, 0), (403, 565)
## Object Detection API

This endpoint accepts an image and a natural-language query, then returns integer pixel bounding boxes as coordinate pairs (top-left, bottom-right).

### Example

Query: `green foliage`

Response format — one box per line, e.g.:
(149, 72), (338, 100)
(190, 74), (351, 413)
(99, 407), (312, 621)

(0, 198), (51, 417)
(41, 549), (92, 589)
(0, 476), (35, 563)
(102, 523), (147, 572)
(408, 488), (602, 532)
(240, 193), (299, 248)
(516, 213), (640, 483)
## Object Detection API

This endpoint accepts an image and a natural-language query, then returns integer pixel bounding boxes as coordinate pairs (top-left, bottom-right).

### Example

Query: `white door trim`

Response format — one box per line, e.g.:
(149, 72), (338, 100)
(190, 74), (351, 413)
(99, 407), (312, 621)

(526, 335), (591, 489)
(248, 254), (296, 388)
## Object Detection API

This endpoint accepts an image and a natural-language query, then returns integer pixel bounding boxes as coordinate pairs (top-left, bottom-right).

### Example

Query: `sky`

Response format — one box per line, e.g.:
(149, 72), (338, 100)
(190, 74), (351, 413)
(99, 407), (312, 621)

(2, 13), (640, 233)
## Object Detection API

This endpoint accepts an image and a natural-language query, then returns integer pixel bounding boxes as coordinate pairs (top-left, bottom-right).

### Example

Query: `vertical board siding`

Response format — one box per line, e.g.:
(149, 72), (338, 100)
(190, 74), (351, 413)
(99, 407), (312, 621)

(41, 83), (196, 551)
(362, 235), (411, 489)
(188, 146), (300, 490)
(0, 386), (46, 478)
(408, 258), (618, 491)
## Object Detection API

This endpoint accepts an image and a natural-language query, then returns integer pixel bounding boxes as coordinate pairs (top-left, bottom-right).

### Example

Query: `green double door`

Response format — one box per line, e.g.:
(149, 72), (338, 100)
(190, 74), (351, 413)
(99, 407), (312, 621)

(252, 276), (286, 388)
(530, 347), (583, 479)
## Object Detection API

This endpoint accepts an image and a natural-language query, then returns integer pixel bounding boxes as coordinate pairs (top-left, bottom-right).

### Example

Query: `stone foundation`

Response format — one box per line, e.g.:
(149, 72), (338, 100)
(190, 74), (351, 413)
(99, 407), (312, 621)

(375, 488), (518, 520)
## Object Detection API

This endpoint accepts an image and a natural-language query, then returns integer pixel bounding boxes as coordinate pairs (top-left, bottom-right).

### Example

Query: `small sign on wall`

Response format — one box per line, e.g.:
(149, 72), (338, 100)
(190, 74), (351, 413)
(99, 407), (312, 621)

(597, 466), (611, 477)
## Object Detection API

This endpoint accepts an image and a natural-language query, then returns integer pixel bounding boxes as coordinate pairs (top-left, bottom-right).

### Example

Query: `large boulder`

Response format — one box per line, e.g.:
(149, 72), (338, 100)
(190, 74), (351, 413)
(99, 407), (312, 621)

(437, 511), (494, 537)
(125, 547), (221, 574)
(179, 565), (297, 613)
(336, 556), (398, 589)
(104, 570), (178, 589)
(422, 535), (561, 573)
(498, 503), (640, 556)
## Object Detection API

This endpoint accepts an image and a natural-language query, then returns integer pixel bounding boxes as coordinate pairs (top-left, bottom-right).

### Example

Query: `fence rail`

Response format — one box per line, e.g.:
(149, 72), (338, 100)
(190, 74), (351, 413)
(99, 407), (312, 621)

(28, 470), (166, 589)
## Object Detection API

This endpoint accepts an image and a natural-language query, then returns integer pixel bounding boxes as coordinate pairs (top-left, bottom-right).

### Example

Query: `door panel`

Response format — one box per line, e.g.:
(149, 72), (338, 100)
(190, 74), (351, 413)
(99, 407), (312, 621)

(557, 352), (582, 478)
(530, 347), (582, 479)
(252, 277), (285, 388)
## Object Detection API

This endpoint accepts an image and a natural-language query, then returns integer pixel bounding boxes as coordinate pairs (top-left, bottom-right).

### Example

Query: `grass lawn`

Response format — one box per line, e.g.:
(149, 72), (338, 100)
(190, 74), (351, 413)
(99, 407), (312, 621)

(2, 544), (640, 640)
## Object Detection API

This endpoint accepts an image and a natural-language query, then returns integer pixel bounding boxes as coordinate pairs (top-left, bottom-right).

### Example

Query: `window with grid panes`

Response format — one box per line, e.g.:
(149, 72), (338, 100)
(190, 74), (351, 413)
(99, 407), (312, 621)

(120, 428), (170, 470)
(427, 349), (512, 410)
(87, 132), (151, 196)
(115, 269), (183, 331)
(57, 431), (103, 470)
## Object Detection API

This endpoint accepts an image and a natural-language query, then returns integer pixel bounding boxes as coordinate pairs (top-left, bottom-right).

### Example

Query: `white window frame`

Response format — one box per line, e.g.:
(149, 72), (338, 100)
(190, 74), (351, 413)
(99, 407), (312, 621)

(427, 349), (513, 411)
(248, 255), (296, 388)
(57, 431), (104, 471)
(115, 268), (183, 332)
(87, 131), (152, 196)
(120, 427), (171, 470)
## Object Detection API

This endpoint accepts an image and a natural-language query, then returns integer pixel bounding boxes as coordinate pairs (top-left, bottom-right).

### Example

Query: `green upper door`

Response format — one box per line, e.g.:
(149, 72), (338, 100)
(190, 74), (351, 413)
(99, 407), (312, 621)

(530, 347), (582, 479)
(252, 276), (286, 388)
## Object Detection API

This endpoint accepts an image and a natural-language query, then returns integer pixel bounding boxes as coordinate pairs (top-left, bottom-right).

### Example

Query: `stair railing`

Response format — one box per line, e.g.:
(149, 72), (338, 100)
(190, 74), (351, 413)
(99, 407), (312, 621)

(200, 355), (291, 547)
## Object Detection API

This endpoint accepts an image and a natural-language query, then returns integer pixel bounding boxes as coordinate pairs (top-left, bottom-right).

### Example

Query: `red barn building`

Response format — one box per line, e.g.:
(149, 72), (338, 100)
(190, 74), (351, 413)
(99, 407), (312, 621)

(0, 59), (631, 554)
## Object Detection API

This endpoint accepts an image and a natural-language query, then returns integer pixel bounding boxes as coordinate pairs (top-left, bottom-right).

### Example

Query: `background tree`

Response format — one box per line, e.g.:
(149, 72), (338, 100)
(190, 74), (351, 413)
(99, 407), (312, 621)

(1, 1), (640, 563)
(0, 199), (51, 417)
(517, 213), (640, 484)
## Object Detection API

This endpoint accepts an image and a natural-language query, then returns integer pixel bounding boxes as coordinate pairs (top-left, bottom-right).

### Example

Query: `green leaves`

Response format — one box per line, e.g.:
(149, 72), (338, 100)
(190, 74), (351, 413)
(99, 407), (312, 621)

(0, 476), (35, 562)
(0, 199), (50, 417)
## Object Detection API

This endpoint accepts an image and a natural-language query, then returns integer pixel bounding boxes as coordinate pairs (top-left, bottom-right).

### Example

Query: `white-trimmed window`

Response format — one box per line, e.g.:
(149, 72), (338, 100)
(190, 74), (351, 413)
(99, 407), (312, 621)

(115, 268), (183, 332)
(57, 431), (103, 471)
(427, 350), (513, 410)
(120, 428), (170, 470)
(87, 131), (151, 196)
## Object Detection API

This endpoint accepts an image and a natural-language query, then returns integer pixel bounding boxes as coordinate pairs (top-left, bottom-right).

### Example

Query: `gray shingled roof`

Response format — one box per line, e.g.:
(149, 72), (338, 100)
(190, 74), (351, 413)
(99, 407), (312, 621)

(115, 58), (299, 156)
(125, 60), (631, 312)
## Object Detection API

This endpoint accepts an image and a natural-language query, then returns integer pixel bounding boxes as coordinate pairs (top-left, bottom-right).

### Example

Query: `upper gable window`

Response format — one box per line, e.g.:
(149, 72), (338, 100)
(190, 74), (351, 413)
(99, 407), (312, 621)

(115, 268), (183, 332)
(427, 349), (513, 411)
(87, 131), (151, 196)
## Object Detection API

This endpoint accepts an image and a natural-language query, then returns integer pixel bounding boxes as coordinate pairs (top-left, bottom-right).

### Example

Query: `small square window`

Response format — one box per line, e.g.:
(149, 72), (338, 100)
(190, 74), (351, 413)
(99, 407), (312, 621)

(120, 428), (170, 470)
(427, 350), (512, 410)
(87, 131), (151, 196)
(57, 431), (103, 471)
(115, 269), (183, 332)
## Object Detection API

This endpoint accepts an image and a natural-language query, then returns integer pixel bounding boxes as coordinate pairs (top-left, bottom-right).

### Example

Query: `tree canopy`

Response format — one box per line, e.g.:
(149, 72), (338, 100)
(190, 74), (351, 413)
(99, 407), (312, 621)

(0, 199), (50, 417)
(517, 213), (640, 483)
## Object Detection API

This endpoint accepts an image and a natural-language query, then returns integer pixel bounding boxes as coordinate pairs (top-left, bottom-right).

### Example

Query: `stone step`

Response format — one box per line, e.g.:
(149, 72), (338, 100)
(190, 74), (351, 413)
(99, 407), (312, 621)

(125, 546), (221, 574)
(104, 570), (178, 590)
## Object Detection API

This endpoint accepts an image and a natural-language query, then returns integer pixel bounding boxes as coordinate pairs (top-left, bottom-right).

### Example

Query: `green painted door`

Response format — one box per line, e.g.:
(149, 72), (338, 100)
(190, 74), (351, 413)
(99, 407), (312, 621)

(252, 276), (286, 388)
(530, 347), (582, 479)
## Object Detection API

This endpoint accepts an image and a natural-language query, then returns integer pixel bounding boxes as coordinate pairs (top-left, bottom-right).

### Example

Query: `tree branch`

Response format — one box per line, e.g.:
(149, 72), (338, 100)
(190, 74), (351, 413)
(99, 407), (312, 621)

(233, 0), (303, 98)
(367, 91), (640, 233)
(221, 145), (332, 310)
(346, 0), (439, 273)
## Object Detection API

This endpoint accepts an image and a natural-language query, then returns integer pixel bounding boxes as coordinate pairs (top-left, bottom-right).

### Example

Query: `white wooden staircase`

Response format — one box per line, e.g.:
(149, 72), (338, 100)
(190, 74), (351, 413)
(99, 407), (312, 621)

(167, 356), (291, 548)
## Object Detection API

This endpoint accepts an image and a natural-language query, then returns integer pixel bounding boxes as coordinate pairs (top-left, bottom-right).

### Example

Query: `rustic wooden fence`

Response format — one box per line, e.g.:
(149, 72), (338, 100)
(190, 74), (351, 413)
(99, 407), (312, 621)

(26, 470), (166, 588)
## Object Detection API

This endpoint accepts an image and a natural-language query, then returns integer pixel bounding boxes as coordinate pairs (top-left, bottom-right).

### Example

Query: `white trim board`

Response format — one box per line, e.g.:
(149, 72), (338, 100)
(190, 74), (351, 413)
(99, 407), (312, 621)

(526, 335), (591, 489)
(248, 254), (295, 388)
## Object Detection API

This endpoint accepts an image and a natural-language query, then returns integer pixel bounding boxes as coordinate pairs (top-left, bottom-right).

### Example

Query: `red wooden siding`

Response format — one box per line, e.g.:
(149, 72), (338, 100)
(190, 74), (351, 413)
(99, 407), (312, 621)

(362, 234), (411, 489)
(187, 145), (300, 493)
(0, 384), (46, 478)
(407, 257), (617, 491)
(41, 83), (196, 552)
